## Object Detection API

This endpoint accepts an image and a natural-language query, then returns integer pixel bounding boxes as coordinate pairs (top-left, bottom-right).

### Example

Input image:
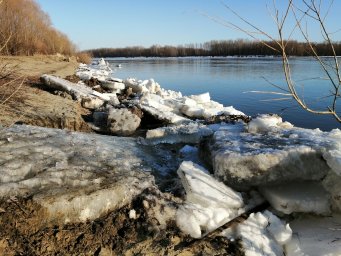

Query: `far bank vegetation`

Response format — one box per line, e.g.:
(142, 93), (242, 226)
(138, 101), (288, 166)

(0, 0), (91, 63)
(88, 40), (341, 58)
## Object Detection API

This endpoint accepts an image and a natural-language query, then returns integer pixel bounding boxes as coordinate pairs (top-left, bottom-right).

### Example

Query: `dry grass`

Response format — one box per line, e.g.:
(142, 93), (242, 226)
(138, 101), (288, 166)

(76, 52), (92, 64)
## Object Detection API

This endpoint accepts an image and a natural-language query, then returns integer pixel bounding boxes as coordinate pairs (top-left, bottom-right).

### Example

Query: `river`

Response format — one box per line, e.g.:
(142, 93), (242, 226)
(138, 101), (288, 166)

(107, 57), (341, 131)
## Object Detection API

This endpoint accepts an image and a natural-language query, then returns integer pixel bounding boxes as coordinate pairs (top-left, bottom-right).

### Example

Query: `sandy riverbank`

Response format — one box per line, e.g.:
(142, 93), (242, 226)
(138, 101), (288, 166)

(0, 55), (79, 78)
(0, 55), (91, 131)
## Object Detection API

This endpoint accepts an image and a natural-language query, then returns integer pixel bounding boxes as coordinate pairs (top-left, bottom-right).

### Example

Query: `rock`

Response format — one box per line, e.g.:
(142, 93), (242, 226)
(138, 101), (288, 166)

(207, 123), (331, 190)
(93, 111), (108, 128)
(107, 108), (141, 136)
(0, 125), (157, 225)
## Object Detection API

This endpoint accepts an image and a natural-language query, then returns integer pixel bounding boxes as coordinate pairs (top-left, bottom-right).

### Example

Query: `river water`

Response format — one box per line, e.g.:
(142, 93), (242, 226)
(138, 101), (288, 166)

(107, 57), (341, 131)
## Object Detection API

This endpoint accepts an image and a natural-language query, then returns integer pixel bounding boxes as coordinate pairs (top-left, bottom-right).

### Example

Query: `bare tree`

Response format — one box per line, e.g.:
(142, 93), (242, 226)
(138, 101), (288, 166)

(215, 0), (341, 123)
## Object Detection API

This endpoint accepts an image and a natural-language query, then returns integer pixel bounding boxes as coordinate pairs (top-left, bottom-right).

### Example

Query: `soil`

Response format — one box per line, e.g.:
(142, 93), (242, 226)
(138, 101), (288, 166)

(0, 56), (92, 132)
(0, 189), (243, 256)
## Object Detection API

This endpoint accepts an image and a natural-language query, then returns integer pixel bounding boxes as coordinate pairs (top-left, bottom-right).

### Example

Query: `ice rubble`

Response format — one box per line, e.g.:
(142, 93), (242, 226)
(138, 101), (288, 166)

(73, 60), (247, 127)
(76, 58), (112, 82)
(176, 161), (244, 238)
(0, 125), (161, 224)
(235, 211), (292, 256)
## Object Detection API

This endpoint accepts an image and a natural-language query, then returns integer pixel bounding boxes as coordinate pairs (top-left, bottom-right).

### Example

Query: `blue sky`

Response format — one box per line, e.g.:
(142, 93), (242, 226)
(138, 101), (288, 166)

(36, 0), (341, 50)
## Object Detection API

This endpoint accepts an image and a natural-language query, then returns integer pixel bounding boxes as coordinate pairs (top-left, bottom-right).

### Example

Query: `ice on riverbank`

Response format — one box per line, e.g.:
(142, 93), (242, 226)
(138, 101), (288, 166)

(176, 161), (244, 238)
(0, 125), (161, 224)
(285, 214), (341, 256)
(234, 211), (292, 256)
(75, 61), (247, 125)
(145, 122), (213, 144)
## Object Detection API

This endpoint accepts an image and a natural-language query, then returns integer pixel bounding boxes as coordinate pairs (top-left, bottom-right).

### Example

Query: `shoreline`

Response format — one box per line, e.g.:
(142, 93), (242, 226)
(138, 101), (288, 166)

(0, 56), (340, 255)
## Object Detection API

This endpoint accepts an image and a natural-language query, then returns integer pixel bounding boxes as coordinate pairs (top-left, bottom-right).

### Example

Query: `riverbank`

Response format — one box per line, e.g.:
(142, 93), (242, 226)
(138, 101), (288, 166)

(0, 55), (91, 131)
(0, 57), (340, 255)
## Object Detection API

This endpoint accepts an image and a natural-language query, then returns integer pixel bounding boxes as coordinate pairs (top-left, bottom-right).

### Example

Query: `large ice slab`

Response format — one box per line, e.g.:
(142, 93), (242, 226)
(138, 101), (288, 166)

(0, 125), (159, 224)
(208, 123), (330, 190)
(285, 214), (341, 256)
(40, 74), (112, 110)
(176, 161), (244, 238)
(260, 181), (331, 214)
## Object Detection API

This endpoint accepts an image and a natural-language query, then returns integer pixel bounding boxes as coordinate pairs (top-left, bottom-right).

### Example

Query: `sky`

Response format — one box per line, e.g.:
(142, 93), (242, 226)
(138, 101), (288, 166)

(36, 0), (341, 50)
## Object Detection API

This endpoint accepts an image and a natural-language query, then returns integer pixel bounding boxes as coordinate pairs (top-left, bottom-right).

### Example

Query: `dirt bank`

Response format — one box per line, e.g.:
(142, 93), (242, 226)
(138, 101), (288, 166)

(0, 55), (92, 132)
(0, 55), (79, 78)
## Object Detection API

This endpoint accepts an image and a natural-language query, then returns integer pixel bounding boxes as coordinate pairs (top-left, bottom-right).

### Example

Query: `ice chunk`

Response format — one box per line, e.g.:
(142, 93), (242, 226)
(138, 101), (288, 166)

(236, 211), (292, 256)
(124, 78), (149, 94)
(221, 106), (246, 116)
(145, 122), (213, 144)
(260, 181), (331, 215)
(176, 161), (244, 238)
(41, 74), (111, 107)
(248, 114), (293, 133)
(209, 124), (330, 190)
(107, 108), (141, 136)
(100, 81), (125, 91)
(285, 214), (341, 256)
(0, 125), (164, 224)
(189, 92), (211, 104)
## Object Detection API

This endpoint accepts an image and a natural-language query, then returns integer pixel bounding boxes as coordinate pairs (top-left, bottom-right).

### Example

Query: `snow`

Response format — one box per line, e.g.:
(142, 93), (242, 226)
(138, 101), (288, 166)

(235, 211), (292, 256)
(176, 161), (244, 238)
(285, 214), (341, 256)
(259, 181), (331, 215)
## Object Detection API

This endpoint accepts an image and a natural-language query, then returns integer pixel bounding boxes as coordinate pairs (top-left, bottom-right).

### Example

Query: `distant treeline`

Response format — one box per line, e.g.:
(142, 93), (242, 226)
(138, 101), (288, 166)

(0, 0), (76, 56)
(88, 40), (341, 58)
